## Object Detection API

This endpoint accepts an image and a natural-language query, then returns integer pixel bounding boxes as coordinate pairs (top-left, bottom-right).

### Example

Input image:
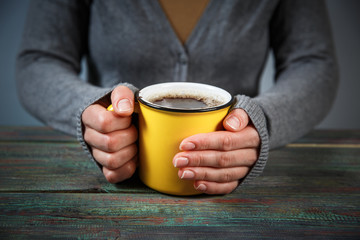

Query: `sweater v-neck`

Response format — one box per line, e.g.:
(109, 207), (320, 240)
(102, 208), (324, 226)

(158, 0), (210, 45)
(152, 0), (215, 52)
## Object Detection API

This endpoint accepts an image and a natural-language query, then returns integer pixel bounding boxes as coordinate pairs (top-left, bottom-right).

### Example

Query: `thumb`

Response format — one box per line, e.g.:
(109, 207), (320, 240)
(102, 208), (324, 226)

(223, 109), (250, 132)
(111, 85), (135, 117)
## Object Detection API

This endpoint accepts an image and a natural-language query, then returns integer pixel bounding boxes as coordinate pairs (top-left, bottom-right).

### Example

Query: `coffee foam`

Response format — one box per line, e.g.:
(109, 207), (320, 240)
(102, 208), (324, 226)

(145, 89), (226, 109)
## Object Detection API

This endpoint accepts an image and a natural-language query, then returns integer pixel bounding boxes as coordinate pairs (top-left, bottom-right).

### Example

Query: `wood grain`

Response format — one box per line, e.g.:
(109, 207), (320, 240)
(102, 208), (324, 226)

(1, 192), (359, 239)
(0, 127), (359, 238)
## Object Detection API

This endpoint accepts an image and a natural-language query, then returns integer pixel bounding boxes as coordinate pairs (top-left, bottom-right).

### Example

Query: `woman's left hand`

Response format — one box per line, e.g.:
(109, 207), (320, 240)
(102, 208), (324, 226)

(173, 109), (260, 195)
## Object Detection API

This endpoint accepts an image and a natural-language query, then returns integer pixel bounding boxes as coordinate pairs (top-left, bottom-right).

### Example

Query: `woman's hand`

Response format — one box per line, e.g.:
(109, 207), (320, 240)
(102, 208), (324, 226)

(82, 86), (138, 183)
(173, 109), (260, 195)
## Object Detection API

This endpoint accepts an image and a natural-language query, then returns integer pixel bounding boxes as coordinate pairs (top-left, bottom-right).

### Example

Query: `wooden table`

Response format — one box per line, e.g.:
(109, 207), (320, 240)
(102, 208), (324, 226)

(0, 127), (359, 239)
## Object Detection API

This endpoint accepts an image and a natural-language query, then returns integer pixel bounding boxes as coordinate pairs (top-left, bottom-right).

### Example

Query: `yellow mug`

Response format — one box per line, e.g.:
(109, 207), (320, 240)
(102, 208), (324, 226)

(110, 82), (233, 195)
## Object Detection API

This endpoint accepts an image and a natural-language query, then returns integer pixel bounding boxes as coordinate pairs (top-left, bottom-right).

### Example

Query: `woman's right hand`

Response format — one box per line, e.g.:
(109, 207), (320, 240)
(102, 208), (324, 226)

(81, 86), (138, 183)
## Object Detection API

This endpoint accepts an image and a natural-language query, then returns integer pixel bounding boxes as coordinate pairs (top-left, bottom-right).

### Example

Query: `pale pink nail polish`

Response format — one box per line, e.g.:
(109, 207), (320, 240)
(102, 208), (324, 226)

(179, 142), (195, 151)
(174, 157), (189, 168)
(180, 170), (195, 179)
(117, 99), (131, 113)
(226, 116), (240, 130)
(196, 184), (207, 192)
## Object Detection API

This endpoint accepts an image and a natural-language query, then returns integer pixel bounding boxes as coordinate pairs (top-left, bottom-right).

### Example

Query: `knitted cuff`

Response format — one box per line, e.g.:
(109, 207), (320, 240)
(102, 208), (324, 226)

(232, 95), (269, 186)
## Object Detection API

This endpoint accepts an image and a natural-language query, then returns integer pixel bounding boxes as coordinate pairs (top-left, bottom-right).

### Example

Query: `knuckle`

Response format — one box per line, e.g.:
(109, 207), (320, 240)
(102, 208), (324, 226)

(97, 114), (111, 133)
(221, 134), (233, 150)
(200, 170), (208, 181)
(127, 160), (137, 175)
(119, 145), (137, 162)
(194, 154), (205, 167)
(104, 134), (118, 152)
(218, 153), (233, 167)
(220, 171), (234, 182)
(122, 160), (137, 180)
(104, 171), (118, 184)
(104, 153), (118, 169)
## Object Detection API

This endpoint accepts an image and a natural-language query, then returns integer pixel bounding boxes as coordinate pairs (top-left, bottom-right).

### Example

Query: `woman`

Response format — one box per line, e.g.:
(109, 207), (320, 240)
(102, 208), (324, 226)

(16, 0), (338, 195)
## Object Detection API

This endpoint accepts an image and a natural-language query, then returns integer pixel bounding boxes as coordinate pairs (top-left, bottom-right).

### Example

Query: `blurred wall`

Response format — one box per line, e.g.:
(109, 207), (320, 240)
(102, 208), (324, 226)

(0, 0), (41, 125)
(0, 0), (359, 128)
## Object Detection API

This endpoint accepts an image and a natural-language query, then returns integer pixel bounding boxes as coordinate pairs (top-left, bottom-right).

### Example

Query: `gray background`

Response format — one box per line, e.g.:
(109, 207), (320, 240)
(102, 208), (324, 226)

(1, 0), (359, 129)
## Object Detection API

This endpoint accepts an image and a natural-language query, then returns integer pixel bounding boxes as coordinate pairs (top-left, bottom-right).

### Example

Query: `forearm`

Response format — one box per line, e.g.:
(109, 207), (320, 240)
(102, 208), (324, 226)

(255, 0), (339, 149)
(16, 55), (112, 136)
(254, 57), (338, 149)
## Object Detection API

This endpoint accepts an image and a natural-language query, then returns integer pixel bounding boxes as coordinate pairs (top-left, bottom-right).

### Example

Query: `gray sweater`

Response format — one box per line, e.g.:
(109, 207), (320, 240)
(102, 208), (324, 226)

(16, 0), (338, 185)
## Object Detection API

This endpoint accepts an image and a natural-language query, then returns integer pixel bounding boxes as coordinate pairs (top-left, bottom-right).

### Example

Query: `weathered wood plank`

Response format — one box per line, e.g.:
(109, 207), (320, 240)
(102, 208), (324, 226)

(1, 141), (359, 194)
(0, 126), (75, 142)
(0, 127), (359, 238)
(0, 192), (359, 239)
(1, 139), (360, 193)
(0, 141), (154, 193)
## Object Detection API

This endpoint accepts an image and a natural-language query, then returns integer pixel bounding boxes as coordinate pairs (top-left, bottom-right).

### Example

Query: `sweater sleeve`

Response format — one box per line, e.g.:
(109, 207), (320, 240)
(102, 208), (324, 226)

(15, 0), (96, 136)
(232, 0), (338, 185)
(254, 0), (339, 149)
(232, 95), (269, 185)
(15, 0), (138, 137)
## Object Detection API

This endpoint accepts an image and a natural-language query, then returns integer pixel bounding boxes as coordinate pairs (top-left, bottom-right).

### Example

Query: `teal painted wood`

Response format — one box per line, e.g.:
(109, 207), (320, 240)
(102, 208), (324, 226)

(0, 141), (359, 193)
(0, 193), (359, 239)
(0, 141), (153, 193)
(0, 126), (75, 142)
(0, 127), (359, 238)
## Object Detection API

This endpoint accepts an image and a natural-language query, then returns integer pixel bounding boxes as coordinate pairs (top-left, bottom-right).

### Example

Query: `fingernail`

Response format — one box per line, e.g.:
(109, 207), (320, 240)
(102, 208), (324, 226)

(196, 183), (207, 192)
(117, 99), (131, 113)
(179, 142), (195, 151)
(174, 157), (189, 168)
(181, 170), (195, 179)
(226, 116), (240, 130)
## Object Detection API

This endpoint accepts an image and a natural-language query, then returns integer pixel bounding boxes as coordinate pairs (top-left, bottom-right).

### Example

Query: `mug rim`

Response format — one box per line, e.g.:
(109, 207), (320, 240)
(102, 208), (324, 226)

(137, 82), (234, 113)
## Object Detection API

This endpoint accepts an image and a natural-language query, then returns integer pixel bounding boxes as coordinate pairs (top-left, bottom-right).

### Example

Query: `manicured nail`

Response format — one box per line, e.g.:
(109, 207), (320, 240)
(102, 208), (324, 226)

(181, 170), (195, 179)
(174, 157), (189, 168)
(196, 184), (207, 192)
(179, 142), (196, 151)
(117, 99), (131, 113)
(226, 115), (240, 130)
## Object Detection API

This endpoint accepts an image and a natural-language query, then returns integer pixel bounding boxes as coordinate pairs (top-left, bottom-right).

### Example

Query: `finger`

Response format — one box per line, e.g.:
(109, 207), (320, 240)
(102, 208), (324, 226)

(223, 109), (250, 132)
(194, 181), (239, 195)
(92, 144), (138, 170)
(111, 86), (135, 116)
(173, 148), (258, 168)
(102, 157), (138, 183)
(178, 166), (249, 183)
(84, 125), (138, 152)
(179, 125), (260, 151)
(82, 104), (132, 133)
